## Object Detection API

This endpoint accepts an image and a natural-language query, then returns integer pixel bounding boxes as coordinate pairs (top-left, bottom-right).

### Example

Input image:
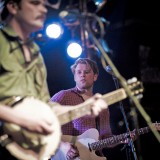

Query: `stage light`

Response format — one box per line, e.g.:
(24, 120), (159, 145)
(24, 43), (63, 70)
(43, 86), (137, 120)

(67, 42), (82, 58)
(45, 23), (63, 39)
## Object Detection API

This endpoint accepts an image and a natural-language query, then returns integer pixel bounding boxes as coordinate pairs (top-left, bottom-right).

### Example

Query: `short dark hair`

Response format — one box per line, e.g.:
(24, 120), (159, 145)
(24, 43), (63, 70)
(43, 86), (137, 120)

(71, 58), (99, 75)
(0, 0), (21, 21)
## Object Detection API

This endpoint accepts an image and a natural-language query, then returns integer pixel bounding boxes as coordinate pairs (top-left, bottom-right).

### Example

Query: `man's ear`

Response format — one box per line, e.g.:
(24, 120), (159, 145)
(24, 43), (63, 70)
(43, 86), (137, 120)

(6, 1), (18, 15)
(94, 74), (98, 81)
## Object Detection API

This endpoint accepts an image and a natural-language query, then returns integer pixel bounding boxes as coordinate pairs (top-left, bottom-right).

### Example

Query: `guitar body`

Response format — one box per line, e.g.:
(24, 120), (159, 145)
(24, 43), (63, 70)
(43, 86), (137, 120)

(60, 122), (160, 160)
(90, 122), (160, 151)
(61, 128), (106, 160)
(3, 97), (62, 160)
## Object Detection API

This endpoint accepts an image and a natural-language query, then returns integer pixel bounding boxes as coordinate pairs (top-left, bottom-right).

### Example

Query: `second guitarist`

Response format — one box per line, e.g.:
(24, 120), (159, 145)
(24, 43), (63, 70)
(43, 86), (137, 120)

(50, 58), (114, 160)
(50, 58), (139, 160)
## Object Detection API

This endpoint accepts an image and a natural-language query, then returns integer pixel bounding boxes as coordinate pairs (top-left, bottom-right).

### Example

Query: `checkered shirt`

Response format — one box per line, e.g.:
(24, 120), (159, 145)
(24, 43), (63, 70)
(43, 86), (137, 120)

(50, 87), (112, 139)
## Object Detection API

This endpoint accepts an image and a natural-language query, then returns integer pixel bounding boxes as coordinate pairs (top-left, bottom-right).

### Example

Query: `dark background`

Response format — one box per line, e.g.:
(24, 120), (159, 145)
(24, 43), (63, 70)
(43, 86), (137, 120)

(37, 1), (160, 160)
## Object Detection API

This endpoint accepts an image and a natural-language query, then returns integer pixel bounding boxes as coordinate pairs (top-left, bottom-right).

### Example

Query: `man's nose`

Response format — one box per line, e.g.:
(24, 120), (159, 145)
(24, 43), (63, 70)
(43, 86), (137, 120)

(40, 4), (48, 14)
(81, 72), (85, 77)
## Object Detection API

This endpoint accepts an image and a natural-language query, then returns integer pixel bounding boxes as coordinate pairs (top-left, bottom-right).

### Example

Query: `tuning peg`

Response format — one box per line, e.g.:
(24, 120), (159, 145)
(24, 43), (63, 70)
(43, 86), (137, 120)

(127, 77), (137, 84)
(136, 94), (143, 100)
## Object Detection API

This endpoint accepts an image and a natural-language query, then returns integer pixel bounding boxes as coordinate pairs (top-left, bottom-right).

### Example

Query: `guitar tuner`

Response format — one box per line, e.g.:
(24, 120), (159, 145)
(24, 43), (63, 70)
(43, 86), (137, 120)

(127, 77), (138, 84)
(128, 81), (144, 95)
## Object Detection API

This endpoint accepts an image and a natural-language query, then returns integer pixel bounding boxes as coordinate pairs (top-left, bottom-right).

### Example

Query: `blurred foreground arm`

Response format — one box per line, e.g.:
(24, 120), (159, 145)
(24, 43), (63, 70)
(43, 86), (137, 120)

(53, 93), (108, 117)
(0, 104), (54, 135)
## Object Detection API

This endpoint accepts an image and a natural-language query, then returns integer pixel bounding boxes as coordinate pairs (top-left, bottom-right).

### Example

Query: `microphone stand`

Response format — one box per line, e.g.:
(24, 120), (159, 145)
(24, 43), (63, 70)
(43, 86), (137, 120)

(112, 74), (138, 160)
(84, 11), (160, 147)
(66, 0), (160, 144)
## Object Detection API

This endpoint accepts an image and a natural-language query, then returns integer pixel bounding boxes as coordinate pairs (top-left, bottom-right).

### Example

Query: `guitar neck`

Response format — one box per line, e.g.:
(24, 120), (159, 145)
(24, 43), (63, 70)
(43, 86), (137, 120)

(58, 88), (127, 125)
(90, 126), (152, 151)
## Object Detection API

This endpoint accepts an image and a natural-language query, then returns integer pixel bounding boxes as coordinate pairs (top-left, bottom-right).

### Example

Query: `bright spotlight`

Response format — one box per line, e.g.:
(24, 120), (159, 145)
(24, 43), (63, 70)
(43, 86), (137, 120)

(46, 23), (62, 39)
(67, 42), (82, 58)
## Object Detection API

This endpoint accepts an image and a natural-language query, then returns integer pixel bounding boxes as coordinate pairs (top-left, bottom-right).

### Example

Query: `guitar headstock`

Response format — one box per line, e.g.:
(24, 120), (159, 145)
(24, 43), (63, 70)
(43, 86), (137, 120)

(127, 77), (144, 99)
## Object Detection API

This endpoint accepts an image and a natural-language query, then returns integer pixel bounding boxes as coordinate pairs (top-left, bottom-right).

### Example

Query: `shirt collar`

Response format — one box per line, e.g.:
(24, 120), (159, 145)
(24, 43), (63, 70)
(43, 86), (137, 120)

(1, 25), (35, 49)
(2, 25), (19, 40)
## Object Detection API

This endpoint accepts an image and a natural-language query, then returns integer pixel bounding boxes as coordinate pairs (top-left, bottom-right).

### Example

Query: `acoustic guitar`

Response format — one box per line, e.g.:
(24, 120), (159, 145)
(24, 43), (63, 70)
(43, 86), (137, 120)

(60, 123), (160, 160)
(1, 79), (143, 160)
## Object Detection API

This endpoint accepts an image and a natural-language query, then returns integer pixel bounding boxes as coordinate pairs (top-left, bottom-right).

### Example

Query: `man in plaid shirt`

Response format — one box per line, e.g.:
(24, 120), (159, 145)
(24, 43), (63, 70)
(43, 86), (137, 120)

(50, 58), (112, 159)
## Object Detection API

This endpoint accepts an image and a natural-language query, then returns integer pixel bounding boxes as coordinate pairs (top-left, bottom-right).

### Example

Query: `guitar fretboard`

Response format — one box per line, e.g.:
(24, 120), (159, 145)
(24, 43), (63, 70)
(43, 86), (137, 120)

(89, 125), (156, 151)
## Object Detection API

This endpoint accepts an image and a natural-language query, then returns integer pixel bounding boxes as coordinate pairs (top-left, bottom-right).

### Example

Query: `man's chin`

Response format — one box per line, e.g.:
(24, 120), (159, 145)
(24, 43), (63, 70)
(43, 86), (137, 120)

(31, 25), (44, 32)
(80, 86), (88, 91)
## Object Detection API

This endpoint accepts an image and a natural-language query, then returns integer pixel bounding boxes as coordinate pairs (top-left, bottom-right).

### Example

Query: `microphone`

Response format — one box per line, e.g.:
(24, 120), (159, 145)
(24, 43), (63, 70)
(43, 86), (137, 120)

(105, 65), (114, 76)
(105, 65), (118, 81)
